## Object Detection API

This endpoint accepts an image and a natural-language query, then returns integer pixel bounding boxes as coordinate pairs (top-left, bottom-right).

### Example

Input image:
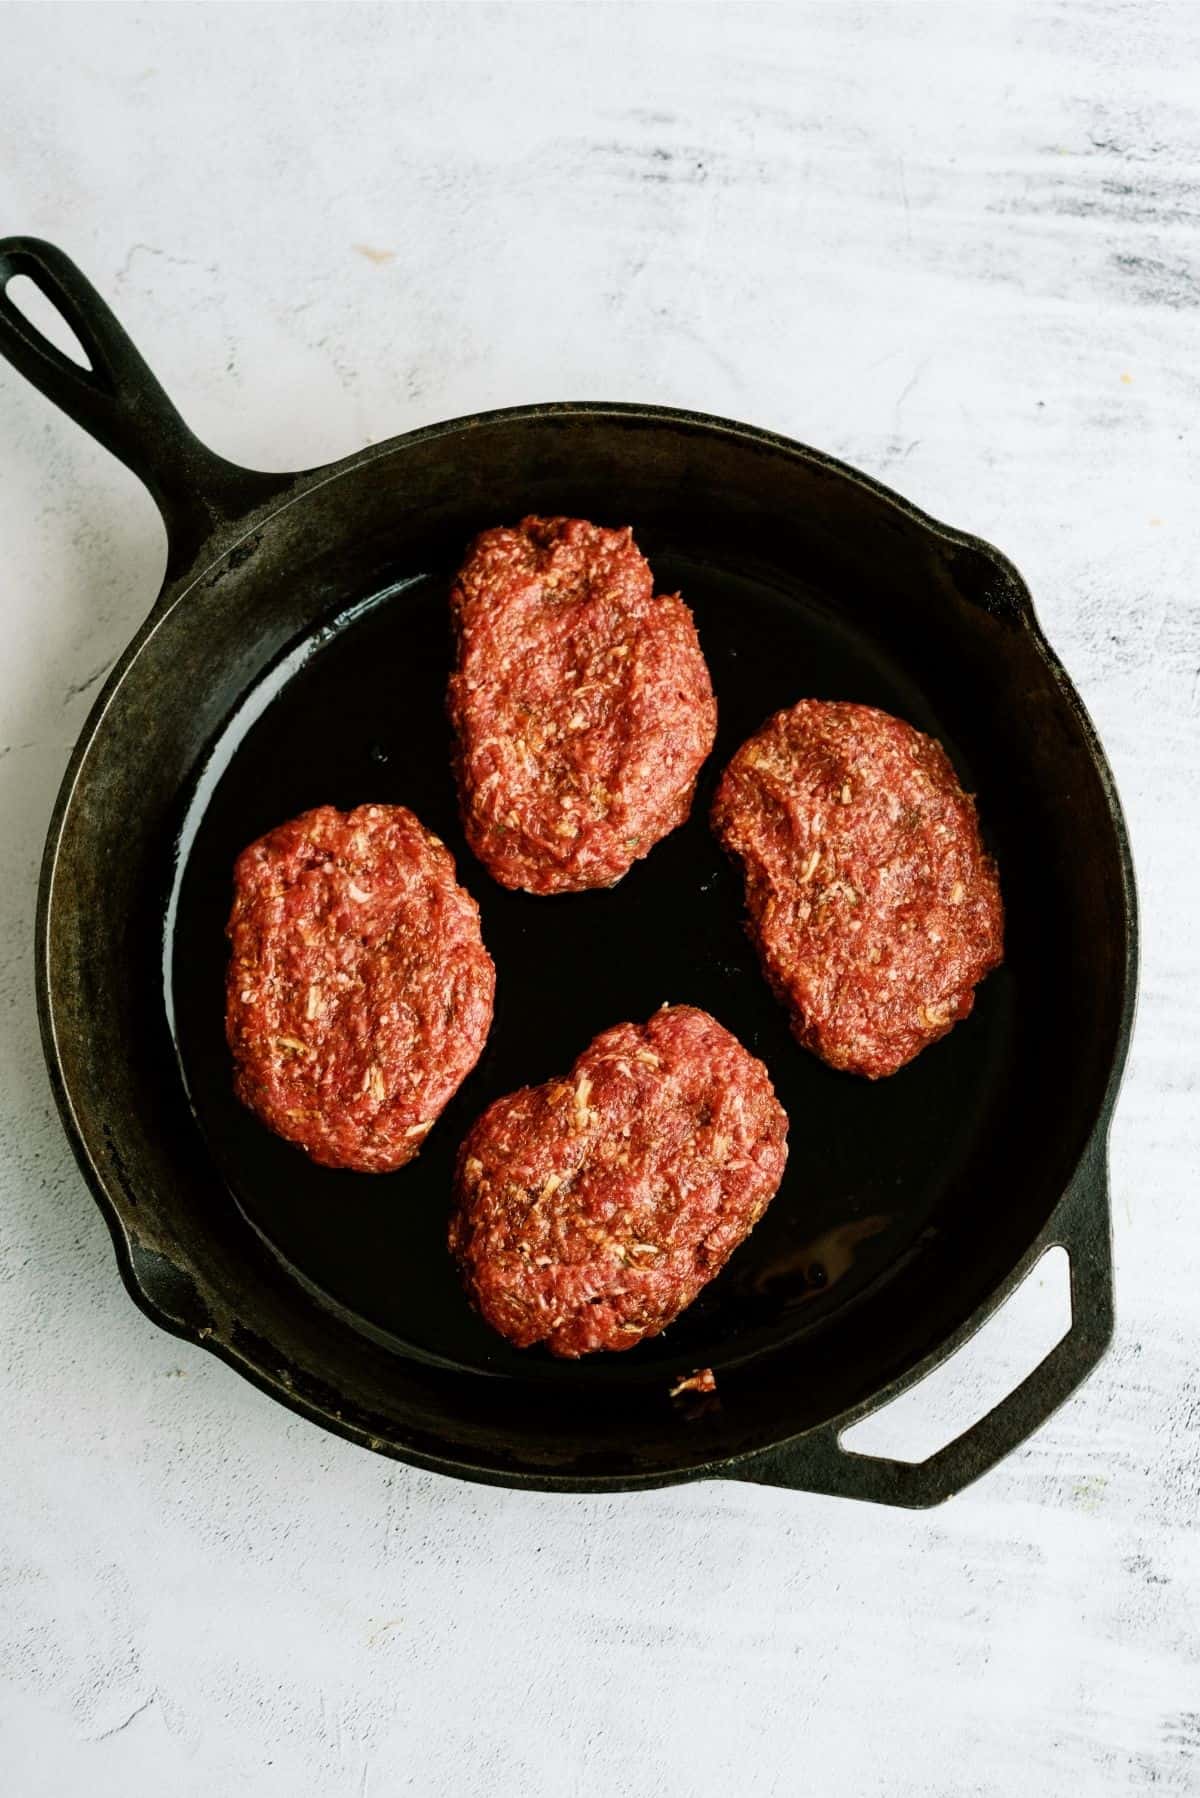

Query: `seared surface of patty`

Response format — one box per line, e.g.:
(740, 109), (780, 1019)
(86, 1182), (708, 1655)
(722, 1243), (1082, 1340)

(226, 804), (495, 1171)
(449, 1005), (788, 1356)
(712, 700), (1003, 1077)
(448, 516), (717, 893)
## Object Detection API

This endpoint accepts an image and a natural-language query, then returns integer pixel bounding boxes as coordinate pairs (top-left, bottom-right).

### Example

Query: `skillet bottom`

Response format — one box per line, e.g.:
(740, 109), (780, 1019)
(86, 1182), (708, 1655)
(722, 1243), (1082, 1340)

(168, 547), (1016, 1389)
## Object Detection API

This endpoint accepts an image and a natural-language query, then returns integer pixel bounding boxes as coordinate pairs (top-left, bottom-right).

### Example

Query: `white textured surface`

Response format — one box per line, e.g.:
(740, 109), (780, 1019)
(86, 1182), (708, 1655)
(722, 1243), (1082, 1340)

(2, 4), (1198, 1793)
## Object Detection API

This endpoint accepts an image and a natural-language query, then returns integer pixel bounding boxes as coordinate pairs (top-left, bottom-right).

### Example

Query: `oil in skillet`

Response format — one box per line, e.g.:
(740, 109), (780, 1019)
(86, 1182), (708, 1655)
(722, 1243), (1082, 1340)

(745, 1214), (892, 1301)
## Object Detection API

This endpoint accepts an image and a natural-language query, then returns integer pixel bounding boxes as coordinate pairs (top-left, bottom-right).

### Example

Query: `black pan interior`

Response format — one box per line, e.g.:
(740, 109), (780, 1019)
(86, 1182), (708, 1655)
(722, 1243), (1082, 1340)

(170, 534), (1016, 1388)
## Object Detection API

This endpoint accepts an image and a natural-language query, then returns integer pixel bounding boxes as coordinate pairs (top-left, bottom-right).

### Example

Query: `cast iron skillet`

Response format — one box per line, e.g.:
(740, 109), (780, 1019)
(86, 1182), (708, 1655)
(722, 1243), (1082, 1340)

(1, 238), (1137, 1506)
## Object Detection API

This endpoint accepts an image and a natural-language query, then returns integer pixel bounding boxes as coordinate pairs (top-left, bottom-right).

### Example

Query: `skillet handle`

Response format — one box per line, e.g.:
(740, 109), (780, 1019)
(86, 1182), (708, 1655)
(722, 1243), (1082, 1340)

(728, 1135), (1114, 1507)
(0, 237), (287, 572)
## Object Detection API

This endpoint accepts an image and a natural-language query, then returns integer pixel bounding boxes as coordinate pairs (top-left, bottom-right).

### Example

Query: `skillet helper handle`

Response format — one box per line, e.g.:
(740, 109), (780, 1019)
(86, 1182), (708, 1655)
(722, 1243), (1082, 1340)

(730, 1137), (1114, 1508)
(0, 237), (283, 572)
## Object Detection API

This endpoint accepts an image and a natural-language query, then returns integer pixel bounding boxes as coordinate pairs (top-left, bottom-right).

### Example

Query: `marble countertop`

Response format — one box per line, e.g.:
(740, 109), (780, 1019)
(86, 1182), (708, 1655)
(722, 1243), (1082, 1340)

(2, 4), (1197, 1793)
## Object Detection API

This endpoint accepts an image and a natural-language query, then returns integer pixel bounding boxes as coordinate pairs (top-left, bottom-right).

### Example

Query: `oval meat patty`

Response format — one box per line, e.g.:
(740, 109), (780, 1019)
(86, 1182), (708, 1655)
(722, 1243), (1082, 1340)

(448, 516), (717, 894)
(449, 1005), (788, 1357)
(226, 804), (495, 1172)
(712, 700), (1004, 1078)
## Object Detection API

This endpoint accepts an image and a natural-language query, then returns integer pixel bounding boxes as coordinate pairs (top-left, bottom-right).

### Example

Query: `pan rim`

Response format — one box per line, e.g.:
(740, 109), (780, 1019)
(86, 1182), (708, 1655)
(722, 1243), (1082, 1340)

(34, 399), (1140, 1490)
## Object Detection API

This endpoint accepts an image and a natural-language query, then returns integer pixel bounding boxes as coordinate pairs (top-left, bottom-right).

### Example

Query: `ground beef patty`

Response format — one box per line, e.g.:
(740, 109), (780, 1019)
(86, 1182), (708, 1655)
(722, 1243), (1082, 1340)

(712, 700), (1004, 1078)
(226, 804), (495, 1172)
(448, 516), (717, 894)
(449, 1005), (788, 1357)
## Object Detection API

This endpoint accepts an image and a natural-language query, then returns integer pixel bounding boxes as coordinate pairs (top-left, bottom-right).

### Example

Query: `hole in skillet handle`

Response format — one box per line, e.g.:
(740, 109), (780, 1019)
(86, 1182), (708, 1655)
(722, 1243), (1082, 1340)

(724, 1133), (1115, 1508)
(4, 273), (93, 370)
(840, 1245), (1071, 1464)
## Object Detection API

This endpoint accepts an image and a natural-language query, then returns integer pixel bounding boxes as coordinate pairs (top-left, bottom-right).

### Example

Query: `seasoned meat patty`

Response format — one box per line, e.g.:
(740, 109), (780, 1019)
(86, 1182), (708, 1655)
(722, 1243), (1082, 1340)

(449, 1005), (788, 1357)
(226, 804), (495, 1172)
(712, 700), (1004, 1078)
(448, 516), (717, 894)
